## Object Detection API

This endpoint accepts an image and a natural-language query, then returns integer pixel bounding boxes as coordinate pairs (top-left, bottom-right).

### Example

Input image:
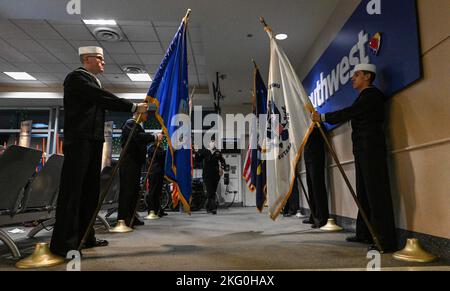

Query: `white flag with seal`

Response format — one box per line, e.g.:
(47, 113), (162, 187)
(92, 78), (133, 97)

(263, 29), (315, 220)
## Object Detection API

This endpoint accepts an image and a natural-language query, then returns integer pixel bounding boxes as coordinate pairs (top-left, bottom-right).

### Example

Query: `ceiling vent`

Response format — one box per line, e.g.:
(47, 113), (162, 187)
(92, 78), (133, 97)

(93, 27), (123, 42)
(122, 65), (146, 74)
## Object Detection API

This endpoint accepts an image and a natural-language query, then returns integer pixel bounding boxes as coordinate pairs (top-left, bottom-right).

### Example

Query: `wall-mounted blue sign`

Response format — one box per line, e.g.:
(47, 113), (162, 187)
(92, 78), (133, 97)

(302, 0), (421, 129)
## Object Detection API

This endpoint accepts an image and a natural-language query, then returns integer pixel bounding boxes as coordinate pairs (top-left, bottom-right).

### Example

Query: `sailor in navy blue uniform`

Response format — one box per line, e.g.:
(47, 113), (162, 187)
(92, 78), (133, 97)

(195, 140), (227, 214)
(50, 46), (148, 257)
(312, 64), (397, 252)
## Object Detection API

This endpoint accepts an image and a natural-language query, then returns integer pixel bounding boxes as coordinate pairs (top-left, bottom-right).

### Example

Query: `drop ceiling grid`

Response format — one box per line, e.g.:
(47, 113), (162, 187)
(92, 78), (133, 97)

(0, 19), (206, 89)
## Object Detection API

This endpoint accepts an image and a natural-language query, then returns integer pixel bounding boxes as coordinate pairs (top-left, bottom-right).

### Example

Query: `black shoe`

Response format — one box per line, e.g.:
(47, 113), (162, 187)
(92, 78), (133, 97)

(207, 210), (217, 215)
(302, 218), (313, 224)
(346, 236), (373, 244)
(132, 218), (145, 226)
(283, 213), (292, 217)
(84, 239), (109, 249)
(158, 211), (168, 217)
(367, 244), (397, 254)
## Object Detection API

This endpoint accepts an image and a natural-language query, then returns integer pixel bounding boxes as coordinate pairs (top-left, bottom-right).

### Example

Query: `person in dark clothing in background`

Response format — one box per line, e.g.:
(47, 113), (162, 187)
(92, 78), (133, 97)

(50, 46), (148, 257)
(195, 139), (227, 215)
(312, 63), (397, 252)
(118, 111), (162, 227)
(146, 139), (167, 218)
(303, 125), (329, 228)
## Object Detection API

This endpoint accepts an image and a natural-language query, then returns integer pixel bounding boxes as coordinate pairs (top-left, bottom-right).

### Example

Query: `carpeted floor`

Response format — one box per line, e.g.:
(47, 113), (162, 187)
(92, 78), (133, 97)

(1, 207), (449, 271)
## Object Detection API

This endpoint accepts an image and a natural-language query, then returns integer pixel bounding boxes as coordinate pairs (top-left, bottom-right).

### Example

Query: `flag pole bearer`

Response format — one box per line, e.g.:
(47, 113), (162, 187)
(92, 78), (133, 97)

(259, 17), (383, 253)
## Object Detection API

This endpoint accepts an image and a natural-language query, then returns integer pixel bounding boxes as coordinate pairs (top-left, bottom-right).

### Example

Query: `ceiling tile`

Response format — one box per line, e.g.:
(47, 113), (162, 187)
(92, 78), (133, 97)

(196, 66), (207, 75)
(13, 63), (46, 72)
(0, 61), (19, 71)
(155, 27), (178, 42)
(144, 64), (159, 74)
(51, 51), (80, 63)
(138, 54), (163, 65)
(52, 24), (95, 40)
(14, 22), (63, 40)
(100, 41), (135, 54)
(23, 51), (60, 63)
(0, 20), (31, 40)
(190, 42), (204, 55)
(130, 42), (163, 54)
(111, 54), (141, 65)
(39, 63), (72, 73)
(121, 25), (158, 41)
(39, 40), (76, 53)
(187, 27), (203, 42)
(69, 40), (100, 48)
(153, 21), (179, 27)
(7, 39), (47, 53)
(103, 63), (123, 74)
(103, 73), (130, 82)
(194, 55), (206, 66)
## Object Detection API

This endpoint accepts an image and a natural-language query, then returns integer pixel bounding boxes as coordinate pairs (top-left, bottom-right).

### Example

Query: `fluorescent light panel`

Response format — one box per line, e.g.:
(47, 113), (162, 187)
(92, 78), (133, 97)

(4, 72), (36, 80)
(83, 19), (117, 25)
(127, 73), (152, 82)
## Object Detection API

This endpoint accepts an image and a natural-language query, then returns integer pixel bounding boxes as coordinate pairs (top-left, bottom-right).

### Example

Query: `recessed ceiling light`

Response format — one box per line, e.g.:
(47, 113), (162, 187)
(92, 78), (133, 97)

(3, 72), (36, 80)
(83, 19), (117, 26)
(275, 33), (288, 40)
(127, 73), (152, 82)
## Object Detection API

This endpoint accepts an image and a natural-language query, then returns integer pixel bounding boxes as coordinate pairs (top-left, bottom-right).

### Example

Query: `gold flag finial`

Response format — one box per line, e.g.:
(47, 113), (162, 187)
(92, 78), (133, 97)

(184, 9), (192, 22)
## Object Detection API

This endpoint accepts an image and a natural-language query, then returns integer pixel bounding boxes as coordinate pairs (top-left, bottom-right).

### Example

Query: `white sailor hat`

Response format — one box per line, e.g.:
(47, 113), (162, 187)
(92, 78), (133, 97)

(78, 46), (103, 56)
(354, 63), (376, 74)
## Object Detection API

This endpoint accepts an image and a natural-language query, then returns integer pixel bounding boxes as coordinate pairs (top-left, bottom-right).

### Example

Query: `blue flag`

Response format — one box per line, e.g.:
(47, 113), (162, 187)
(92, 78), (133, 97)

(147, 16), (191, 212)
(243, 65), (268, 212)
(253, 67), (268, 212)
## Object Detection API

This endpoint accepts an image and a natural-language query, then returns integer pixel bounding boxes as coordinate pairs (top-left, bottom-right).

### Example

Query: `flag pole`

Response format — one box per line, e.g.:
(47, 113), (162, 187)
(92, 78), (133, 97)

(315, 122), (383, 252)
(184, 8), (192, 22)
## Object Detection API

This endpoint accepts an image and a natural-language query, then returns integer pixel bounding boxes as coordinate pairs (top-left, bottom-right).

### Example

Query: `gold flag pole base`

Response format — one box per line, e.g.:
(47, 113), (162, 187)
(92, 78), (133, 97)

(15, 242), (65, 269)
(320, 218), (343, 232)
(109, 219), (134, 233)
(393, 238), (437, 263)
(144, 210), (160, 220)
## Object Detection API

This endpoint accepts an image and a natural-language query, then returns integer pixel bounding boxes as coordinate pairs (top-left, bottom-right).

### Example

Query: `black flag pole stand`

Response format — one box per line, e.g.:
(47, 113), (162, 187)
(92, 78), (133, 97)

(315, 122), (383, 253)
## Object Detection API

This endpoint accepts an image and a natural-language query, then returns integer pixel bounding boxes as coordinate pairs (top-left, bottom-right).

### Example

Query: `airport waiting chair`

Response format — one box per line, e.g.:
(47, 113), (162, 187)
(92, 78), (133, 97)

(22, 154), (64, 240)
(0, 146), (43, 258)
(0, 146), (43, 216)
